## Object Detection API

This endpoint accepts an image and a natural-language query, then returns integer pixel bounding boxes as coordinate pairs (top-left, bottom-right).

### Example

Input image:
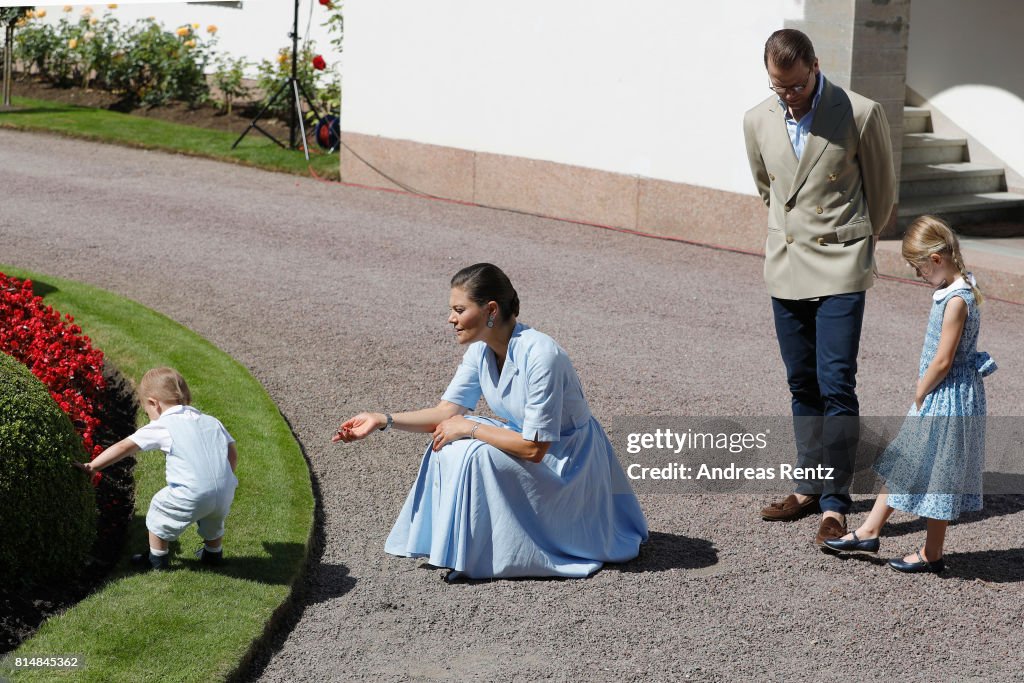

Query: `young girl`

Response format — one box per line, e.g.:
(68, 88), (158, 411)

(824, 215), (996, 573)
(75, 367), (238, 570)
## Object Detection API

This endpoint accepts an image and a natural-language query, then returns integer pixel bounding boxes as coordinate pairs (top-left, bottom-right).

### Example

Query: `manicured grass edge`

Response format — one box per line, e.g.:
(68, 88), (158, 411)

(0, 96), (340, 181)
(0, 266), (316, 683)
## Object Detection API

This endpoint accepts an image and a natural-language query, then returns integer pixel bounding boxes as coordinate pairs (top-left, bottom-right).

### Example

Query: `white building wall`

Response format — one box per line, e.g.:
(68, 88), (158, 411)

(907, 0), (1024, 179)
(343, 0), (807, 196)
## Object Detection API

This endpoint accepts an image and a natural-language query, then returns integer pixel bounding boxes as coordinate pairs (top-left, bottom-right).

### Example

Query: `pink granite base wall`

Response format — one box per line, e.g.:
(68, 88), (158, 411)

(340, 132), (768, 254)
(340, 132), (1024, 302)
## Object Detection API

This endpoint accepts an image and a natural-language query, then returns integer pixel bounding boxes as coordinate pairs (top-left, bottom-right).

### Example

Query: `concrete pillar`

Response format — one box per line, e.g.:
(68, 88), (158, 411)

(788, 0), (912, 183)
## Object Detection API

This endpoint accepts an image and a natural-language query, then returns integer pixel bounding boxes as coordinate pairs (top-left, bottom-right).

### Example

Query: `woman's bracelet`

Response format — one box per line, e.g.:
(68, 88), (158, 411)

(470, 423), (481, 440)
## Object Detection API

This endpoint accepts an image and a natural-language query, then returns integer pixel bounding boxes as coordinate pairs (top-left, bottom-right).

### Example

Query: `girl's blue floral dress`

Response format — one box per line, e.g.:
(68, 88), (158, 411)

(874, 276), (997, 520)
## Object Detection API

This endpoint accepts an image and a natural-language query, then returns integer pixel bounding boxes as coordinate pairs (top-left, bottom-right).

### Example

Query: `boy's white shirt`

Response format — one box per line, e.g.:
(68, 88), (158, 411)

(128, 404), (234, 453)
(128, 405), (236, 489)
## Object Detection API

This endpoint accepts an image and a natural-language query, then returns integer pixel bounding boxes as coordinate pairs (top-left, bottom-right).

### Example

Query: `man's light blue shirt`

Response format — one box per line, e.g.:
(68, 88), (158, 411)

(781, 72), (824, 160)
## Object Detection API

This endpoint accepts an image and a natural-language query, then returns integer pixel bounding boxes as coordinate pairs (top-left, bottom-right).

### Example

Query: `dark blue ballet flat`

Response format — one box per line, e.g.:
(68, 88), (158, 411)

(823, 530), (880, 555)
(888, 550), (945, 574)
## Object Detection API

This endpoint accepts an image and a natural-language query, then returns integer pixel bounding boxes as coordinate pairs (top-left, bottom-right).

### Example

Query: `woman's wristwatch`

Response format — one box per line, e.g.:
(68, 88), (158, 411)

(379, 413), (393, 432)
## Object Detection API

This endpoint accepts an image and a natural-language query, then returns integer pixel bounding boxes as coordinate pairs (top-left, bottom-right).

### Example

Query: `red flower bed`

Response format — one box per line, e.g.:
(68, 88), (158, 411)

(0, 273), (106, 478)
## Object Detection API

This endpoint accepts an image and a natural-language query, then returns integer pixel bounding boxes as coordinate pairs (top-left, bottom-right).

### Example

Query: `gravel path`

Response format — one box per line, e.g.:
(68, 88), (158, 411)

(3, 129), (1022, 682)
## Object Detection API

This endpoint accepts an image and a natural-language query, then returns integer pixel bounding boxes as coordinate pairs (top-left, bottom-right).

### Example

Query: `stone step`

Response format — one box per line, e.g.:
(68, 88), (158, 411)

(899, 162), (1006, 198)
(903, 106), (931, 134)
(897, 192), (1024, 235)
(902, 133), (968, 164)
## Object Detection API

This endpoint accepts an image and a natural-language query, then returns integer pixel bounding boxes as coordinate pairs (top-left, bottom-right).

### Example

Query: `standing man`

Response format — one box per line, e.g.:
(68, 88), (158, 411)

(743, 29), (896, 546)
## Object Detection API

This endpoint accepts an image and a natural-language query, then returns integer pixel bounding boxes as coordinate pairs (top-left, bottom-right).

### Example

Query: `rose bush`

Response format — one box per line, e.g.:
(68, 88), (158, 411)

(14, 8), (214, 106)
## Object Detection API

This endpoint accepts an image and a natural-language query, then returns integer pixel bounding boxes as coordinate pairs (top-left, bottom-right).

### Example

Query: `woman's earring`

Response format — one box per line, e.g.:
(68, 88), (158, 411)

(487, 316), (495, 328)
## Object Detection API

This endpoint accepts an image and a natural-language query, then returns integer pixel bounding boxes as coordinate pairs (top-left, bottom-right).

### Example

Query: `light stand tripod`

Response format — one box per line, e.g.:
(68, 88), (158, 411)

(232, 0), (321, 160)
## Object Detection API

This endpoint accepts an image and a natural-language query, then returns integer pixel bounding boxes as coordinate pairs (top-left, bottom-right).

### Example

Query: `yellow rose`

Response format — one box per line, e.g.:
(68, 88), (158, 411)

(63, 5), (73, 12)
(192, 22), (200, 29)
(89, 17), (99, 25)
(37, 9), (47, 17)
(25, 9), (35, 18)
(82, 6), (94, 15)
(185, 39), (196, 48)
(207, 25), (218, 35)
(108, 3), (118, 8)
(68, 38), (78, 49)
(175, 26), (190, 37)
(277, 52), (288, 65)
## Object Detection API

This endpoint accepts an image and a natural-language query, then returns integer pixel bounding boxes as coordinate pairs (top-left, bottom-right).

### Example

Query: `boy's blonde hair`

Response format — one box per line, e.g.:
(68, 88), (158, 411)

(901, 214), (983, 304)
(138, 367), (192, 406)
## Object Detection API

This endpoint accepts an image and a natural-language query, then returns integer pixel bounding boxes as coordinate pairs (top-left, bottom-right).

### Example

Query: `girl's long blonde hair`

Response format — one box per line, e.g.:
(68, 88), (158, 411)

(901, 215), (983, 304)
(138, 367), (192, 406)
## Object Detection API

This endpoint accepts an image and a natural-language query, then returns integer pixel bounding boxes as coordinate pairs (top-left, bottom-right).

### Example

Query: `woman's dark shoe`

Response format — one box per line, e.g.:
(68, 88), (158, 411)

(823, 530), (880, 555)
(888, 550), (945, 574)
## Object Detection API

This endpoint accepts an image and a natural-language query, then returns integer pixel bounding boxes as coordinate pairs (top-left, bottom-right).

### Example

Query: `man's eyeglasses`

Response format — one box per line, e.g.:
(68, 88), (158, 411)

(769, 69), (813, 96)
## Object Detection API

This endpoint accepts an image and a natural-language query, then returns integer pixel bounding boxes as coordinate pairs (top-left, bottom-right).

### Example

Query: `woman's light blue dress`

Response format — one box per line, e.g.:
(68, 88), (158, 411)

(385, 322), (649, 579)
(874, 277), (997, 521)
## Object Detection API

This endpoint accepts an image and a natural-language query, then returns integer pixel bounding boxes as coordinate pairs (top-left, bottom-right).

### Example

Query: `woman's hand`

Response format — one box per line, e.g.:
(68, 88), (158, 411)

(431, 415), (475, 451)
(72, 461), (95, 474)
(333, 412), (385, 443)
(914, 380), (927, 411)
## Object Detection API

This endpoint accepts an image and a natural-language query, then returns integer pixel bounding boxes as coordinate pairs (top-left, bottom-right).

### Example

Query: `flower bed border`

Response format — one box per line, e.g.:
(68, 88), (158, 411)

(0, 266), (314, 683)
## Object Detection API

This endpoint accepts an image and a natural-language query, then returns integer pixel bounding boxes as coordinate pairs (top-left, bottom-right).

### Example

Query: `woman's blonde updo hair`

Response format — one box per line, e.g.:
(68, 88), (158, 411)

(138, 367), (192, 406)
(902, 214), (983, 304)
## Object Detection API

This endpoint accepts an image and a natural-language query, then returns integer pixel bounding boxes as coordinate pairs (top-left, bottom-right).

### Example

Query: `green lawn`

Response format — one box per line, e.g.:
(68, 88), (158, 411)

(0, 96), (340, 180)
(0, 266), (314, 683)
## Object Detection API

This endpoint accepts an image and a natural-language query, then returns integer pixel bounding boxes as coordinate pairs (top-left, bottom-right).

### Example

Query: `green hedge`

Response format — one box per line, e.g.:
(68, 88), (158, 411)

(0, 352), (95, 590)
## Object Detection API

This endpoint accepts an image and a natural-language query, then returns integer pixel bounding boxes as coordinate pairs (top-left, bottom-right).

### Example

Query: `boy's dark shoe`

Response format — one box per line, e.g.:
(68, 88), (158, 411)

(195, 547), (224, 566)
(130, 551), (169, 571)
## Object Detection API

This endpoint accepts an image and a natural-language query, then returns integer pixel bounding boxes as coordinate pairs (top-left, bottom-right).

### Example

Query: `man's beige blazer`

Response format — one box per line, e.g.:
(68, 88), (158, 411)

(743, 78), (897, 300)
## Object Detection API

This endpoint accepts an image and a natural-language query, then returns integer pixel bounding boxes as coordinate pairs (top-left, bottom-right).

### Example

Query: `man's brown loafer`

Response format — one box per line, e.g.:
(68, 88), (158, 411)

(760, 494), (820, 521)
(814, 516), (848, 547)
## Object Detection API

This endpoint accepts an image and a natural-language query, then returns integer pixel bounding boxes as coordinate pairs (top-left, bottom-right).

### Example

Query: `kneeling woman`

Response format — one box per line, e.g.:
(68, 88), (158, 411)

(334, 263), (648, 580)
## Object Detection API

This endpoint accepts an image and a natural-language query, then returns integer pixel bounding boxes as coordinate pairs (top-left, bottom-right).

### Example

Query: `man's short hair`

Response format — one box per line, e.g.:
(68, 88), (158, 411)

(764, 29), (816, 69)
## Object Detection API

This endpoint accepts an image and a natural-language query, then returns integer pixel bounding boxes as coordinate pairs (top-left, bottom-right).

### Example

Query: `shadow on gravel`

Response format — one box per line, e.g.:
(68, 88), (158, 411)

(440, 533), (718, 585)
(614, 532), (718, 573)
(231, 451), (356, 682)
(848, 494), (1024, 539)
(230, 559), (356, 682)
(940, 548), (1024, 583)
